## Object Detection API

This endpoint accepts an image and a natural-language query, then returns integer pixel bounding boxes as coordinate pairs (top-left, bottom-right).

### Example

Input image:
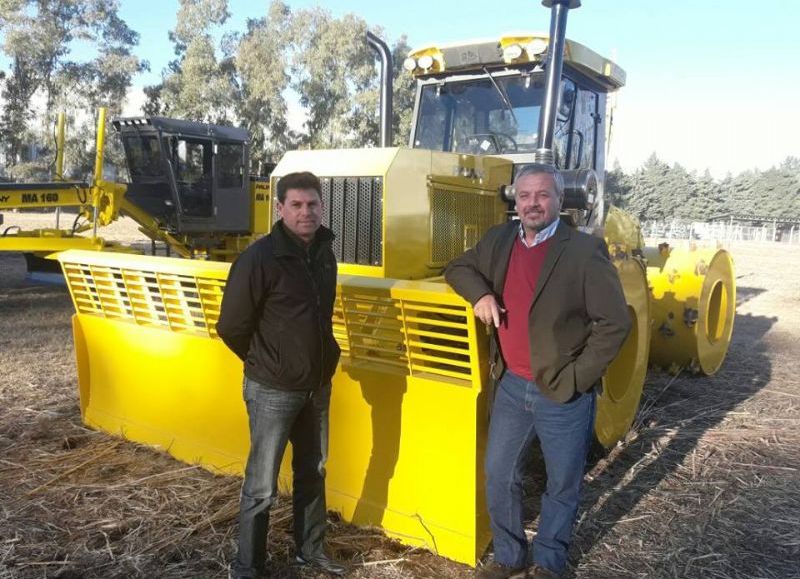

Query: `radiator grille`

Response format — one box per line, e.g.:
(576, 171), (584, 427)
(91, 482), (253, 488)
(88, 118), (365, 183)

(273, 176), (383, 266)
(333, 288), (476, 386)
(62, 262), (224, 337)
(430, 186), (499, 266)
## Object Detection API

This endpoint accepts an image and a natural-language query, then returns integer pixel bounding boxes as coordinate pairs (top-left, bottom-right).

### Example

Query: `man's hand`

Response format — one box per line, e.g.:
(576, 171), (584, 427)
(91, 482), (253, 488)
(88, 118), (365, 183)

(473, 294), (505, 328)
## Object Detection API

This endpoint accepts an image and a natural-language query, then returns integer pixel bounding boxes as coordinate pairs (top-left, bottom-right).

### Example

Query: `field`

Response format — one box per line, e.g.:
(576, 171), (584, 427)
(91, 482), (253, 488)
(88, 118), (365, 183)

(1, 216), (798, 578)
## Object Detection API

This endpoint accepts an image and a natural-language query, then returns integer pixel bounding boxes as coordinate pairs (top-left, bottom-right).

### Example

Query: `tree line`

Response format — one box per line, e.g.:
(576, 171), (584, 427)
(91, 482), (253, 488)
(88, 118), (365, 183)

(0, 0), (415, 180)
(606, 154), (800, 223)
(1, 1), (797, 223)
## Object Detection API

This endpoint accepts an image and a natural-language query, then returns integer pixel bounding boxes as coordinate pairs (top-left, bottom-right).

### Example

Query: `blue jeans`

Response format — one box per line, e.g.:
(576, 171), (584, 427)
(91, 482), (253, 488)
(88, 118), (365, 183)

(233, 377), (331, 577)
(485, 370), (595, 574)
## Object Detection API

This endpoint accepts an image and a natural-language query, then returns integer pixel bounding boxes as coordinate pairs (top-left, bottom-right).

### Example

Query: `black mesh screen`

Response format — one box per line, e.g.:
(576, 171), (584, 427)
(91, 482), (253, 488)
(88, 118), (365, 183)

(323, 177), (382, 266)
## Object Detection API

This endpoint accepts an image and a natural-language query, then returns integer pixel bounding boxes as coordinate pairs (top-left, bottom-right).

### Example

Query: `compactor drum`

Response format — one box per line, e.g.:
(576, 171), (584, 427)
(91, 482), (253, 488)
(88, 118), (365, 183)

(645, 244), (736, 375)
(53, 0), (736, 568)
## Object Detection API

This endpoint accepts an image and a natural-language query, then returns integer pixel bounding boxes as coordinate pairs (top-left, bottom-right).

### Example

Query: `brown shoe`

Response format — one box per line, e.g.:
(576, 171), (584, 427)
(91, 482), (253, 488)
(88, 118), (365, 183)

(475, 560), (527, 579)
(528, 563), (559, 578)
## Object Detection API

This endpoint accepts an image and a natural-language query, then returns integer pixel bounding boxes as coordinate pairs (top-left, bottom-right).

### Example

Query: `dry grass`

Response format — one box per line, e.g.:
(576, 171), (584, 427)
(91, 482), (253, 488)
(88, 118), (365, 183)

(567, 242), (800, 579)
(1, 223), (799, 578)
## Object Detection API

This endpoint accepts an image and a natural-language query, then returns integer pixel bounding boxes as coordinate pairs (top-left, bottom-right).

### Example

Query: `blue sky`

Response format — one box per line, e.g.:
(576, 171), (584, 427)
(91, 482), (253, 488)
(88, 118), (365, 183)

(27, 1), (800, 175)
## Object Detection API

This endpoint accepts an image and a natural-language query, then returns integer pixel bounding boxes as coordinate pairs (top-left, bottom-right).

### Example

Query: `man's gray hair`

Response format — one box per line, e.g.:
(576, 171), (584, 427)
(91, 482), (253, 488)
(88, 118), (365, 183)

(513, 164), (564, 200)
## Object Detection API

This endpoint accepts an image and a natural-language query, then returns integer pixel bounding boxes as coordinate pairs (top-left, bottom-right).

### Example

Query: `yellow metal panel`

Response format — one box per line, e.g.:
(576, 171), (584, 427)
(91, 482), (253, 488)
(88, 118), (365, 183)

(594, 207), (658, 446)
(0, 187), (90, 209)
(338, 263), (385, 277)
(604, 205), (645, 252)
(0, 235), (107, 253)
(250, 179), (270, 234)
(72, 314), (250, 473)
(328, 366), (488, 565)
(58, 249), (231, 280)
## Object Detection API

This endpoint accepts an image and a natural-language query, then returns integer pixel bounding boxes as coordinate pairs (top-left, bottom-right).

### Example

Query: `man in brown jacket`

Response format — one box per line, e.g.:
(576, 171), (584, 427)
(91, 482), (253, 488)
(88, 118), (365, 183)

(445, 164), (631, 579)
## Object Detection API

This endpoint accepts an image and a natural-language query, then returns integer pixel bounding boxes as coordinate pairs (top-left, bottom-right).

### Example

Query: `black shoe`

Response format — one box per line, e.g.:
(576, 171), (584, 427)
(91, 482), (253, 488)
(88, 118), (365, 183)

(295, 553), (349, 576)
(474, 560), (527, 579)
(528, 563), (560, 578)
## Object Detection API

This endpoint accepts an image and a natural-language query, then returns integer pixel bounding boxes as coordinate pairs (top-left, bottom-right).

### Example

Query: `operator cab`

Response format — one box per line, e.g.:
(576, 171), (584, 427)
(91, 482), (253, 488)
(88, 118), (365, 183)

(413, 72), (599, 170)
(113, 117), (250, 234)
(406, 35), (625, 214)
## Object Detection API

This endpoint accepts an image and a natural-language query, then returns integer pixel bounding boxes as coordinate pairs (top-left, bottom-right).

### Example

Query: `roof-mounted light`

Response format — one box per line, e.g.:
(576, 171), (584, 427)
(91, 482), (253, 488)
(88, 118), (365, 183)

(403, 57), (417, 72)
(527, 37), (548, 55)
(418, 54), (434, 70)
(502, 43), (524, 60)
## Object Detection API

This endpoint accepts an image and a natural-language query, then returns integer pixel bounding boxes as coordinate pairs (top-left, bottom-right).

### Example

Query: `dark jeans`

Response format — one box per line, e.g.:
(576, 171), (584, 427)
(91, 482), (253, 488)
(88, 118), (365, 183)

(485, 370), (595, 574)
(233, 377), (331, 577)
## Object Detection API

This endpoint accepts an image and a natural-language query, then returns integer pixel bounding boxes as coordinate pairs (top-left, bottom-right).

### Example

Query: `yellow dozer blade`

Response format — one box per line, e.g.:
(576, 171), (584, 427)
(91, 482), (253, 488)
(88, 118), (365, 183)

(57, 249), (493, 566)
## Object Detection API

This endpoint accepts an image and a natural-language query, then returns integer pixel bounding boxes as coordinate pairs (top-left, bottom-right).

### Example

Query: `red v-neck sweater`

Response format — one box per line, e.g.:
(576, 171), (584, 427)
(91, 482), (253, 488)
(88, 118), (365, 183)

(498, 236), (553, 380)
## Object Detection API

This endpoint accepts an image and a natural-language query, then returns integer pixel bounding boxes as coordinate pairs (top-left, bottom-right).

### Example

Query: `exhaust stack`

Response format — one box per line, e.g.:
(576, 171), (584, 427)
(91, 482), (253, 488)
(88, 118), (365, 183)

(367, 31), (394, 147)
(535, 0), (580, 165)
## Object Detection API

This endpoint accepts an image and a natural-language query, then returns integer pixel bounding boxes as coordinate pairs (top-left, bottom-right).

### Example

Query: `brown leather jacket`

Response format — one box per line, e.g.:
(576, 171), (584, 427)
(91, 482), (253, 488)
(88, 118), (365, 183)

(445, 220), (631, 403)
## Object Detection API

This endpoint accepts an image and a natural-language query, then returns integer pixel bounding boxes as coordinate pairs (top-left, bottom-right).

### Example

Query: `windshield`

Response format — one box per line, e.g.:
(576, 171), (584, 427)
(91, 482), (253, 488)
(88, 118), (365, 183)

(413, 73), (546, 155)
(123, 135), (164, 178)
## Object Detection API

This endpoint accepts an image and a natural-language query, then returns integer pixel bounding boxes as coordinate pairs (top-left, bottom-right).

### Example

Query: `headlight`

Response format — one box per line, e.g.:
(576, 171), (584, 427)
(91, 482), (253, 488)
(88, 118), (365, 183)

(527, 38), (548, 55)
(403, 57), (417, 72)
(502, 44), (523, 60)
(418, 54), (434, 70)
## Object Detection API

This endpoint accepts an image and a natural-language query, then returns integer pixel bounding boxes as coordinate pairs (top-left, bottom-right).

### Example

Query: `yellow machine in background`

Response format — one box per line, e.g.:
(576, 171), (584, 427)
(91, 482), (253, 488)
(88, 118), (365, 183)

(52, 0), (736, 568)
(0, 110), (129, 265)
(0, 109), (272, 267)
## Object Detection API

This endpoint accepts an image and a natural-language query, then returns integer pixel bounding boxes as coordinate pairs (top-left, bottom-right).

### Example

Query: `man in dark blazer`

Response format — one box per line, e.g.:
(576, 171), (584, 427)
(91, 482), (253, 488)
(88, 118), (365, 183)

(445, 164), (631, 579)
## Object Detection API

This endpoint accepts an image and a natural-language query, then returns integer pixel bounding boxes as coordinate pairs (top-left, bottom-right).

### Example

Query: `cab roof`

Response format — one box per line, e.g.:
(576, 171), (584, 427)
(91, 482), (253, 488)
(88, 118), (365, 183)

(406, 33), (625, 92)
(112, 116), (249, 143)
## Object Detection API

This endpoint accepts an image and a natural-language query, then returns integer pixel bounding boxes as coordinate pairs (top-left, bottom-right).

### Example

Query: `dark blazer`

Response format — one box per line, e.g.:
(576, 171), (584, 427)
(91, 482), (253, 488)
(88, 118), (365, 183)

(217, 221), (340, 391)
(445, 219), (631, 403)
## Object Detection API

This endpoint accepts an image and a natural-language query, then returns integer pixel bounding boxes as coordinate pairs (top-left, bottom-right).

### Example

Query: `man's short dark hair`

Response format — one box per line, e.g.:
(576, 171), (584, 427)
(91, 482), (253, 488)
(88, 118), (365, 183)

(513, 164), (565, 200)
(276, 171), (322, 203)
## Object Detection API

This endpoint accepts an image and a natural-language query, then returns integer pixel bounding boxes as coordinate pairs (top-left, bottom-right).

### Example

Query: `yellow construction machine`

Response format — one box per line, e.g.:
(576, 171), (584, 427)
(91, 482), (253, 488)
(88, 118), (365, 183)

(0, 109), (271, 275)
(50, 0), (735, 567)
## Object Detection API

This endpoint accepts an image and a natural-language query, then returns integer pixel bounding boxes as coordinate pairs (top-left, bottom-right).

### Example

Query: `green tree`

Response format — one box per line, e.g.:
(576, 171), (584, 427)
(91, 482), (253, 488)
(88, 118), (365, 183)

(622, 153), (673, 221)
(0, 0), (145, 180)
(692, 169), (724, 219)
(605, 156), (799, 225)
(604, 160), (632, 212)
(142, 0), (416, 167)
(288, 7), (377, 148)
(727, 168), (759, 218)
(235, 0), (293, 168)
(146, 0), (238, 124)
(391, 35), (416, 146)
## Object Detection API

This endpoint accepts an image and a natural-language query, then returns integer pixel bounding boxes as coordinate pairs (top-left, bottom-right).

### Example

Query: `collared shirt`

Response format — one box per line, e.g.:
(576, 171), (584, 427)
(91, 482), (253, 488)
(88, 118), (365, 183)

(518, 217), (559, 248)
